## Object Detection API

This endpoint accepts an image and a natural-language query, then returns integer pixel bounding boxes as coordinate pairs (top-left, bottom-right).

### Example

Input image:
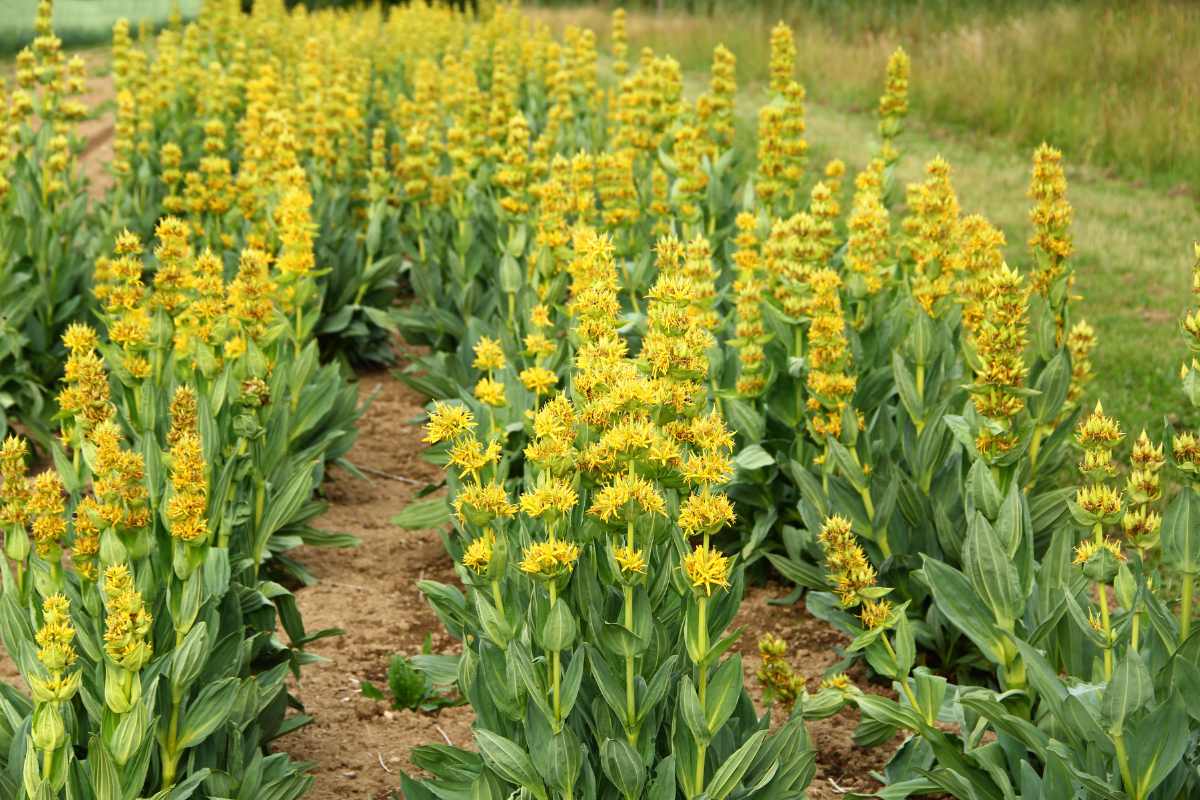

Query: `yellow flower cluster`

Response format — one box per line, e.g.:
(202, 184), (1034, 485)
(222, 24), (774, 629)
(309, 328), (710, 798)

(877, 48), (910, 164)
(1028, 143), (1074, 308)
(968, 266), (1030, 459)
(731, 213), (770, 397)
(28, 470), (66, 559)
(806, 270), (857, 440)
(697, 44), (736, 152)
(818, 515), (892, 630)
(0, 436), (31, 529)
(904, 157), (961, 316)
(58, 323), (116, 437)
(756, 633), (804, 710)
(844, 161), (891, 300)
(102, 563), (154, 672)
(166, 392), (209, 545)
(31, 594), (81, 704)
(1073, 402), (1125, 528)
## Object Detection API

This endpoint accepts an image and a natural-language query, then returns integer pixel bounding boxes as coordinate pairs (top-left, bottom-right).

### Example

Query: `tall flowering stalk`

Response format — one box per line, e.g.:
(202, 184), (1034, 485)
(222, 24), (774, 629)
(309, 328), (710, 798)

(1070, 402), (1125, 679)
(966, 265), (1030, 465)
(877, 48), (910, 165)
(1028, 143), (1074, 337)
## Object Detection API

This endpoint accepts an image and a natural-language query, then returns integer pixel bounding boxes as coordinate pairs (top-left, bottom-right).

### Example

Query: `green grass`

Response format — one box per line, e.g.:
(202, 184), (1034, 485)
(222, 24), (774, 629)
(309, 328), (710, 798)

(0, 0), (204, 55)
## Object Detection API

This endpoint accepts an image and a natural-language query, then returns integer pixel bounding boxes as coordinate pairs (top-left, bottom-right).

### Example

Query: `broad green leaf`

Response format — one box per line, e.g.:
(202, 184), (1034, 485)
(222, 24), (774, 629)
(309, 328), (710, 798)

(392, 497), (451, 530)
(475, 730), (547, 800)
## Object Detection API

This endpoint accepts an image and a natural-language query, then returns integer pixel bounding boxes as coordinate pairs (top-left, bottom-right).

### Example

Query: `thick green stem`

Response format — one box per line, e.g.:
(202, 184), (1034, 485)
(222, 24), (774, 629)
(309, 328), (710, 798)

(161, 684), (184, 787)
(882, 635), (923, 723)
(1113, 732), (1137, 800)
(1099, 582), (1114, 680)
(1181, 574), (1194, 644)
(549, 582), (561, 723)
(624, 584), (637, 744)
(251, 475), (266, 572)
(694, 597), (709, 797)
(491, 579), (505, 619)
(914, 363), (926, 434)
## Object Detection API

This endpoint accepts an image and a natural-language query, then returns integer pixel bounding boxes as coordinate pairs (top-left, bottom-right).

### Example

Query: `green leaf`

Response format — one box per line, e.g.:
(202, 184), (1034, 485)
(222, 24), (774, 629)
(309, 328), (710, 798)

(600, 738), (645, 798)
(474, 729), (547, 800)
(169, 622), (209, 693)
(703, 656), (743, 735)
(637, 655), (678, 723)
(1162, 487), (1200, 575)
(855, 693), (924, 732)
(705, 730), (767, 800)
(1128, 692), (1189, 799)
(892, 351), (924, 424)
(177, 677), (239, 749)
(679, 678), (709, 745)
(920, 556), (1006, 664)
(1030, 351), (1071, 423)
(541, 601), (577, 652)
(1102, 649), (1152, 735)
(392, 497), (451, 530)
(962, 513), (1023, 628)
(360, 680), (385, 701)
(734, 444), (775, 471)
(388, 655), (428, 710)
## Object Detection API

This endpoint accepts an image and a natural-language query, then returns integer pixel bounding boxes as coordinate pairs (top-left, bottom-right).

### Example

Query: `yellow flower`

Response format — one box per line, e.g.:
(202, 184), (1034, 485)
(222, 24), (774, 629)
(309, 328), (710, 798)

(688, 409), (735, 454)
(817, 515), (880, 609)
(682, 544), (731, 596)
(462, 531), (495, 574)
(29, 471), (67, 557)
(588, 472), (666, 523)
(424, 402), (475, 444)
(1075, 401), (1123, 450)
(519, 366), (558, 396)
(474, 377), (507, 407)
(677, 490), (736, 538)
(821, 673), (852, 691)
(1073, 537), (1126, 567)
(1130, 430), (1165, 472)
(472, 337), (506, 371)
(530, 304), (552, 328)
(519, 478), (578, 520)
(166, 430), (208, 544)
(454, 483), (517, 525)
(612, 544), (647, 577)
(859, 599), (894, 630)
(62, 322), (99, 354)
(1075, 484), (1122, 518)
(447, 437), (502, 479)
(35, 594), (77, 673)
(520, 539), (581, 579)
(680, 450), (734, 487)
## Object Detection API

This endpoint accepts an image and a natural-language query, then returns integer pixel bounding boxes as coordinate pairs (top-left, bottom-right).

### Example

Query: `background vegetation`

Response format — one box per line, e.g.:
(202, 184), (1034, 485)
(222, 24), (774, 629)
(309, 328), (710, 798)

(530, 0), (1200, 435)
(0, 0), (203, 53)
(532, 0), (1200, 195)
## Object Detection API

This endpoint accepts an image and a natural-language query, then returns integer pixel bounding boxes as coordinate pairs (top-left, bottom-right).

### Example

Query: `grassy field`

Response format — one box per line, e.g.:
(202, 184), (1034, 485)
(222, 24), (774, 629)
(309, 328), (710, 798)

(0, 0), (203, 54)
(530, 5), (1200, 435)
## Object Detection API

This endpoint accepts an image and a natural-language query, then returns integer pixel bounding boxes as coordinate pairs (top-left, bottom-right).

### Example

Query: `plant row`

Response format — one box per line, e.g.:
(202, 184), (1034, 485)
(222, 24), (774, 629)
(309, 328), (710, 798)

(376, 5), (1200, 799)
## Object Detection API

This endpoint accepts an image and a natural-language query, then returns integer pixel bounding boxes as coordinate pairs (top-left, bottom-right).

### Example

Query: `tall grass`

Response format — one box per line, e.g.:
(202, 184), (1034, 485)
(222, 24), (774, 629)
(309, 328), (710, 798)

(531, 1), (1200, 193)
(0, 0), (204, 55)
